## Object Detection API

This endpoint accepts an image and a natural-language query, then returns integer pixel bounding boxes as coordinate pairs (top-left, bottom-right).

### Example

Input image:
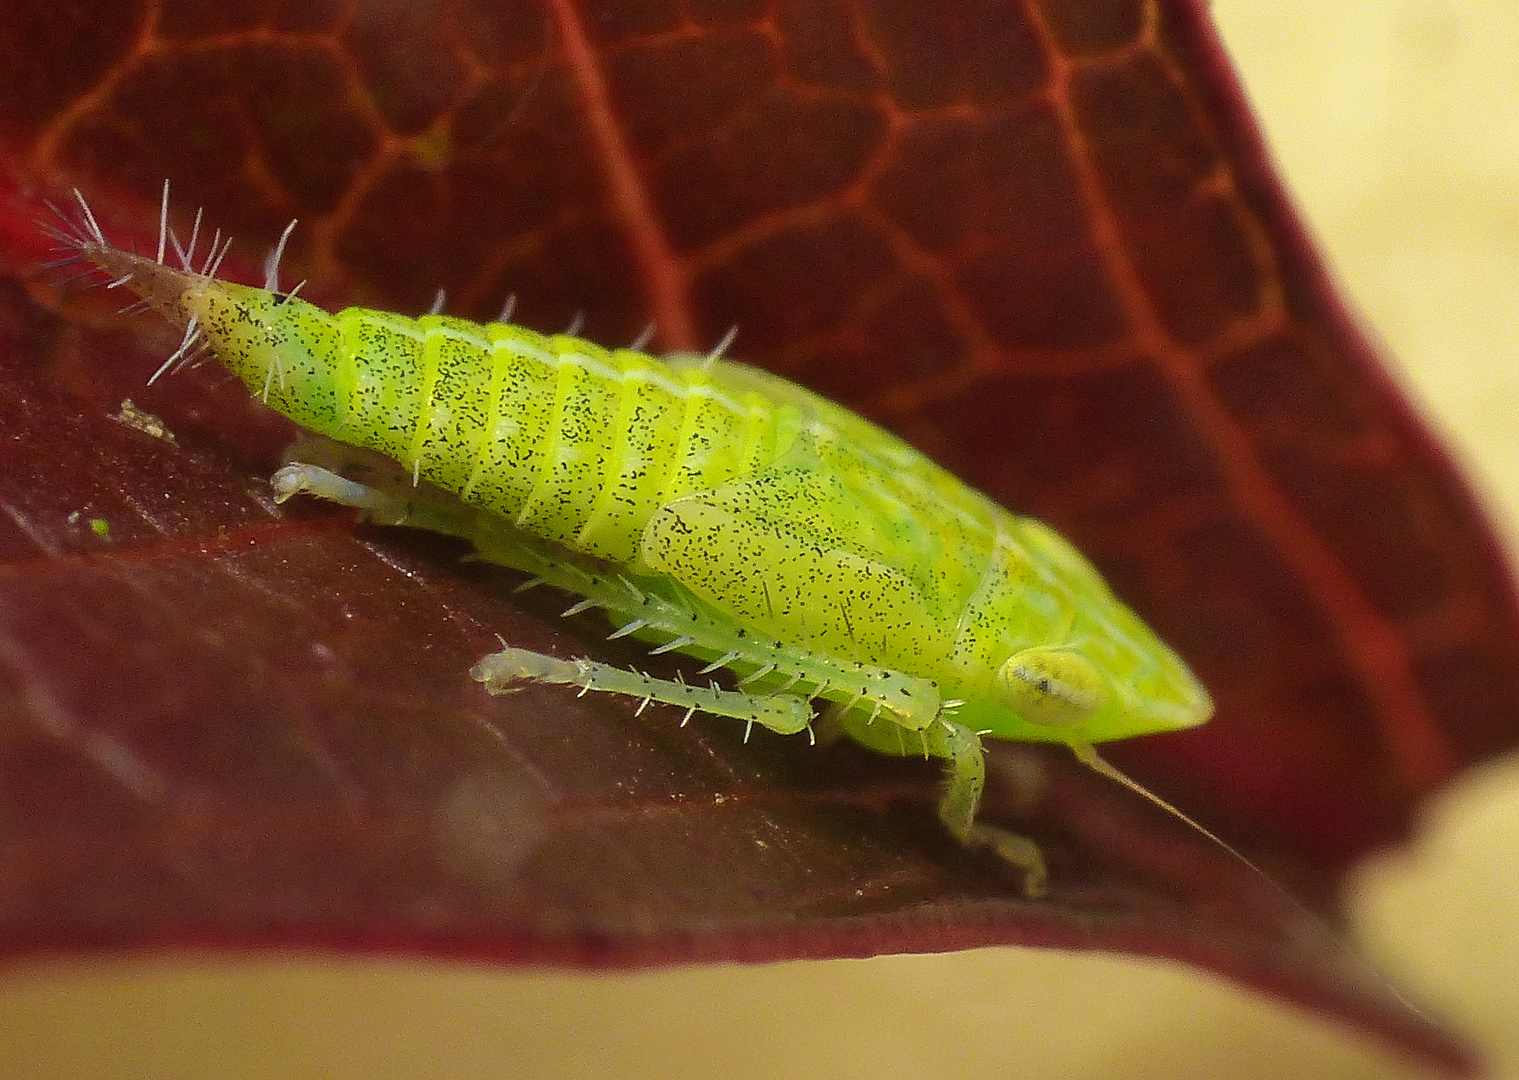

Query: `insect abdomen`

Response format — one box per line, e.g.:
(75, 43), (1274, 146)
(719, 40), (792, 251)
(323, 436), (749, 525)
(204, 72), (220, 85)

(270, 301), (799, 564)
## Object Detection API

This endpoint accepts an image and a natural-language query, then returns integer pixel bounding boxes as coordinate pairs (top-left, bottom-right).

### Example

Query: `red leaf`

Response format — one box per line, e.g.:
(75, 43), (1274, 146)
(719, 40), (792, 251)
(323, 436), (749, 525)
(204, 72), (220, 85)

(0, 0), (1510, 1071)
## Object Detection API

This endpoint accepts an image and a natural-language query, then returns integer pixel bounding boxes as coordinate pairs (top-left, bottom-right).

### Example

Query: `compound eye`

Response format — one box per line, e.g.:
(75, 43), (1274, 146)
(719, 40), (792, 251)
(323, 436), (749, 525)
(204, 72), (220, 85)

(997, 646), (1107, 728)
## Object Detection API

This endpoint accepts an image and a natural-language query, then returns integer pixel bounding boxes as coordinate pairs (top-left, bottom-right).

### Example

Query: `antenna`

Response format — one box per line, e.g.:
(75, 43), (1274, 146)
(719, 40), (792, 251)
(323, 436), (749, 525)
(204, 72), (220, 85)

(1070, 740), (1279, 890)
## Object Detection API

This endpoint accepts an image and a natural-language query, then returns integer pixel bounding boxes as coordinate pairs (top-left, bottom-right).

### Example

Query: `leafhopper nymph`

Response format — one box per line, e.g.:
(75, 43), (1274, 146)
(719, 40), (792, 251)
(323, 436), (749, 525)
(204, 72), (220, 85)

(49, 189), (1214, 895)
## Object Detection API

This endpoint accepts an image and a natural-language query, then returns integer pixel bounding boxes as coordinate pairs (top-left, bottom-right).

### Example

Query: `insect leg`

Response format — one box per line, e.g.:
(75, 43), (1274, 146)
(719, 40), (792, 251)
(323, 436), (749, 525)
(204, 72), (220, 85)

(471, 646), (813, 736)
(272, 437), (933, 744)
(839, 710), (1047, 896)
(928, 718), (1047, 896)
(469, 517), (945, 732)
(271, 448), (818, 739)
(274, 435), (525, 542)
(468, 526), (836, 738)
(273, 456), (483, 540)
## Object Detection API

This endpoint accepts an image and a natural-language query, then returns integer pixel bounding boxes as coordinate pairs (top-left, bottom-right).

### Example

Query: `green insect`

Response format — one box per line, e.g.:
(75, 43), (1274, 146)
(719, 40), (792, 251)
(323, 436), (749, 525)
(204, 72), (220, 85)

(50, 187), (1213, 895)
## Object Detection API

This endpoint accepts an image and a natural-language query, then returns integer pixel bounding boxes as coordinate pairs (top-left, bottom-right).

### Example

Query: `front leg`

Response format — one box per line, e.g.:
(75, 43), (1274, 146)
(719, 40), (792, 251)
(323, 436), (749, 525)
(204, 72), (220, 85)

(839, 710), (1048, 897)
(927, 719), (1048, 897)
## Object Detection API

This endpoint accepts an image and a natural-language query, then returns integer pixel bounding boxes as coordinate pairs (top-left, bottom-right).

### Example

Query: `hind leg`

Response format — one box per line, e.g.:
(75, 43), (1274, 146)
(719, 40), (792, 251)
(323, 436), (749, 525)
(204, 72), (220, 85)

(272, 436), (484, 538)
(272, 438), (819, 740)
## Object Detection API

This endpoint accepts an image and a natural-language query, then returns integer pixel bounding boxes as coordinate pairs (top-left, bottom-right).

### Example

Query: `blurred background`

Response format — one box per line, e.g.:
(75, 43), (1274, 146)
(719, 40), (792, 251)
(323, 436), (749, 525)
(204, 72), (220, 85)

(2, 0), (1516, 1077)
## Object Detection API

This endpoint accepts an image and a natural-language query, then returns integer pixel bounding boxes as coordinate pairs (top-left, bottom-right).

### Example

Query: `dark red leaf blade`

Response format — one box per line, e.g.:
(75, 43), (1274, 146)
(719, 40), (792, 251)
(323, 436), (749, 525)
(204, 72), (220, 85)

(0, 0), (1512, 1072)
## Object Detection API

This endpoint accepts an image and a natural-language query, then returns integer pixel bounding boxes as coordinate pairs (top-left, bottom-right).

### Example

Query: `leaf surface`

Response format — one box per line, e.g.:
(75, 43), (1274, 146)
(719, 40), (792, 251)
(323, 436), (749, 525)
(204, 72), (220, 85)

(1, 0), (1513, 1071)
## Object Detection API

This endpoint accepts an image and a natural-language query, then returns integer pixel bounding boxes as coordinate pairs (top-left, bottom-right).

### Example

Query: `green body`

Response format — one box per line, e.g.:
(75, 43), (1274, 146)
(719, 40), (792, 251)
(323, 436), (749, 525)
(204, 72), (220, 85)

(193, 280), (1209, 749)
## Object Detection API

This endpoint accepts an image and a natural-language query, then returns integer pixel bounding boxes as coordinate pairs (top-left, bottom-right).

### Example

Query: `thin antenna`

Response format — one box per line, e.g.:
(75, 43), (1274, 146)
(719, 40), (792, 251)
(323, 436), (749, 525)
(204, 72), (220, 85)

(1070, 741), (1276, 888)
(1070, 738), (1439, 1020)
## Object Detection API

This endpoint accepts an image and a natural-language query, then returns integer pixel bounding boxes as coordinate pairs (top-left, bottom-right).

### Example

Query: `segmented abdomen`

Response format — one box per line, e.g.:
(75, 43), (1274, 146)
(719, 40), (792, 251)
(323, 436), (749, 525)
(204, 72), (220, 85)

(304, 307), (806, 564)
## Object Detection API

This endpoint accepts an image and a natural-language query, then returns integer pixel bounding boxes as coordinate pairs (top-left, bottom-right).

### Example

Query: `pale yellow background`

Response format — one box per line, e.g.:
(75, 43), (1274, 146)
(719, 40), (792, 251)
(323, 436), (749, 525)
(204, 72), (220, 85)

(3, 2), (1517, 1077)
